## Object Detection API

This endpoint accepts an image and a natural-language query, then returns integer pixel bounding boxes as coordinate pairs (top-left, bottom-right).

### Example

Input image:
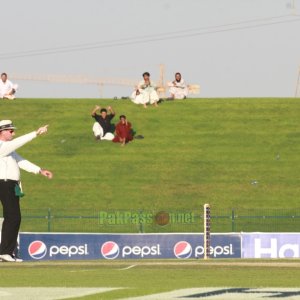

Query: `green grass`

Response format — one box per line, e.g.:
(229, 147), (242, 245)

(1, 99), (300, 299)
(1, 98), (300, 232)
(0, 260), (299, 299)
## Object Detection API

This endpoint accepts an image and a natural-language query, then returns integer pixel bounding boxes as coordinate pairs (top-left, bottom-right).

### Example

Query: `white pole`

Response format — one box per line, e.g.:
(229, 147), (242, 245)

(203, 204), (211, 259)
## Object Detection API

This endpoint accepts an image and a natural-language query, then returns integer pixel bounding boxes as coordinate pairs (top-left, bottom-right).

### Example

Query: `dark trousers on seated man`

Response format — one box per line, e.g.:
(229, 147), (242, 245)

(0, 180), (21, 256)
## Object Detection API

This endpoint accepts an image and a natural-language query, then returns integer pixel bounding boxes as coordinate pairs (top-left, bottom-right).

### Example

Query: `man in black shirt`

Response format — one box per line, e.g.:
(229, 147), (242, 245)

(91, 105), (115, 141)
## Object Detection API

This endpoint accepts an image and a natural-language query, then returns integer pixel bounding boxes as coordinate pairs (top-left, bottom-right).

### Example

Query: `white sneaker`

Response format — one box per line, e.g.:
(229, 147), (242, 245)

(0, 254), (15, 262)
(0, 254), (22, 262)
(12, 255), (23, 262)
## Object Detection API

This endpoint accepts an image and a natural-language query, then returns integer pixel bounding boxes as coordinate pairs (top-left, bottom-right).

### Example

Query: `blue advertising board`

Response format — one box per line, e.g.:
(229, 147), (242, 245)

(242, 233), (300, 258)
(19, 233), (241, 261)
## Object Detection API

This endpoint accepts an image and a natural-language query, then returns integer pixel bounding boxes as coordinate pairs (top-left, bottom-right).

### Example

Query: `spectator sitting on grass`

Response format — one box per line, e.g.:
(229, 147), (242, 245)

(130, 72), (159, 108)
(0, 73), (18, 100)
(91, 105), (115, 141)
(167, 72), (188, 100)
(113, 115), (133, 146)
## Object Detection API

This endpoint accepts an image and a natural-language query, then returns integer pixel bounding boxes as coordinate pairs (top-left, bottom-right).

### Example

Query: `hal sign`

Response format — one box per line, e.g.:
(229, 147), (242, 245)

(242, 233), (300, 258)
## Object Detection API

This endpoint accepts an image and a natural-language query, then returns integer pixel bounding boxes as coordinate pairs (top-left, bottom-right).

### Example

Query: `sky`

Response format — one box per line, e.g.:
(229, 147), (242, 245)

(0, 0), (300, 98)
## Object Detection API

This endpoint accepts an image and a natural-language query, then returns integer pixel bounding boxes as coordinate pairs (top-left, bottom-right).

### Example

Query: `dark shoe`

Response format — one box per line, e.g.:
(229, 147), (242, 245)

(95, 135), (101, 141)
(134, 135), (144, 140)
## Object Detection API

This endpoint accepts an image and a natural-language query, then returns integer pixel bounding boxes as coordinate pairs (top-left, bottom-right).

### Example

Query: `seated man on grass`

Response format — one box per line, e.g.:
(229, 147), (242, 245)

(0, 73), (18, 100)
(167, 72), (189, 100)
(113, 115), (133, 146)
(91, 105), (115, 141)
(130, 72), (159, 108)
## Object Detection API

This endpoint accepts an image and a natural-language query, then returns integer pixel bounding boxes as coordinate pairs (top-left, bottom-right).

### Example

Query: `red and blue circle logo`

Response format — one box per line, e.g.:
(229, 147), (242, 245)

(28, 240), (47, 259)
(173, 241), (192, 259)
(101, 241), (119, 260)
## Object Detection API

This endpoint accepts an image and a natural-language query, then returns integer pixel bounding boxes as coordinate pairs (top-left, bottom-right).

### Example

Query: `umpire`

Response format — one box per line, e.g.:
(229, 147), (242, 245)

(0, 120), (53, 262)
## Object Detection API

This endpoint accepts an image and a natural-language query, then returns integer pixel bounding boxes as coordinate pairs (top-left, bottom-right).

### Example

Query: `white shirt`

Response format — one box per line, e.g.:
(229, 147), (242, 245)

(168, 79), (187, 89)
(0, 79), (14, 96)
(0, 132), (41, 181)
(137, 80), (157, 93)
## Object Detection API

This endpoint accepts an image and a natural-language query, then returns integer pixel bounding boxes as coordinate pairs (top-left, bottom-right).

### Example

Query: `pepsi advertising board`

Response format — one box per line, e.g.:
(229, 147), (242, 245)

(19, 233), (241, 261)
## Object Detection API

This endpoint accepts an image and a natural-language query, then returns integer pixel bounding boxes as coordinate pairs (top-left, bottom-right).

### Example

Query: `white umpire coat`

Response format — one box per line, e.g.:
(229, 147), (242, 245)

(0, 132), (41, 181)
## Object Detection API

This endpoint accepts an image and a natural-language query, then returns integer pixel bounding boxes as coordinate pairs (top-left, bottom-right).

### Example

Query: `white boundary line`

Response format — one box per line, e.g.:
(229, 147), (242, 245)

(7, 260), (300, 268)
(119, 264), (137, 270)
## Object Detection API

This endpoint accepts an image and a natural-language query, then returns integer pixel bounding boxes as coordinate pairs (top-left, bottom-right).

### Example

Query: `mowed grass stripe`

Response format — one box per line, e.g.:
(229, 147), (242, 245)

(1, 259), (300, 268)
(1, 259), (300, 299)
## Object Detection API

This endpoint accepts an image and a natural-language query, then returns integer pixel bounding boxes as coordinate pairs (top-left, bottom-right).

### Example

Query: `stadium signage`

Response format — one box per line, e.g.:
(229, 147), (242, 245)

(19, 233), (241, 261)
(27, 240), (89, 260)
(49, 244), (89, 257)
(18, 233), (300, 260)
(122, 244), (162, 258)
(195, 244), (234, 258)
(242, 233), (300, 258)
(98, 211), (195, 225)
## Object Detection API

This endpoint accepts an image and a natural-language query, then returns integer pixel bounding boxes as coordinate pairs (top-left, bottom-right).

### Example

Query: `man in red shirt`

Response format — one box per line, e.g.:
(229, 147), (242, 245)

(113, 115), (133, 146)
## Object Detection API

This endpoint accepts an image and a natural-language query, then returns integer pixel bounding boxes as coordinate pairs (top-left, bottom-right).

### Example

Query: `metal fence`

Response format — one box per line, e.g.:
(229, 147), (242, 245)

(2, 208), (299, 233)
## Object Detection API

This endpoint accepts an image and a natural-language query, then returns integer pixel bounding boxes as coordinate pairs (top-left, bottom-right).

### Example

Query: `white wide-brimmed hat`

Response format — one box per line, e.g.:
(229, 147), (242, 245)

(0, 120), (16, 131)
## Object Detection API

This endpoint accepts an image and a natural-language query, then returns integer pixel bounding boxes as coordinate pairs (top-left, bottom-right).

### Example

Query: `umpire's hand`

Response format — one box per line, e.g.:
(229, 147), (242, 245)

(36, 125), (49, 135)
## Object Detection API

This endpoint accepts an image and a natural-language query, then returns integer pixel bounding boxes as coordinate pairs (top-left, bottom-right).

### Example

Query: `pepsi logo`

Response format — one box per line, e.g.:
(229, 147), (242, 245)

(173, 241), (192, 259)
(28, 240), (47, 259)
(101, 241), (119, 259)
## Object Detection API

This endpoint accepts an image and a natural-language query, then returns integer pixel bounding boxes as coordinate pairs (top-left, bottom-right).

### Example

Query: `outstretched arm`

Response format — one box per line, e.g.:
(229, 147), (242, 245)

(91, 105), (100, 116)
(0, 125), (49, 158)
(107, 106), (115, 116)
(14, 152), (53, 179)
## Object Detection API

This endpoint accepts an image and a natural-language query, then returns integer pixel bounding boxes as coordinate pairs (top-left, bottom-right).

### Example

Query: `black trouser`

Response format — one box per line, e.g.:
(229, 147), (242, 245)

(0, 180), (21, 255)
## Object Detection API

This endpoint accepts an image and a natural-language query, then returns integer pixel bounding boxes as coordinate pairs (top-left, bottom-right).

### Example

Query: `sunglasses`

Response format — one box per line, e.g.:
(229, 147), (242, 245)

(6, 129), (14, 133)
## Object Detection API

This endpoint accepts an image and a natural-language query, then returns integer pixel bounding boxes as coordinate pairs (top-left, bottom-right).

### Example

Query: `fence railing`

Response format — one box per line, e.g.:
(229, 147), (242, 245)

(1, 208), (298, 233)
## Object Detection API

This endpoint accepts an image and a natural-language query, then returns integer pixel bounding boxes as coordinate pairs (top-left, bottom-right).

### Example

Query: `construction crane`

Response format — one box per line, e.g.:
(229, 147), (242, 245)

(9, 73), (138, 98)
(10, 64), (200, 98)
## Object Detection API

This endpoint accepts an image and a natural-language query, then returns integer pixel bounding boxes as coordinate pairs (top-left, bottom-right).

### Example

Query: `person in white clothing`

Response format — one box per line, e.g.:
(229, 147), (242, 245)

(0, 73), (18, 100)
(167, 72), (189, 100)
(0, 120), (53, 262)
(131, 72), (159, 108)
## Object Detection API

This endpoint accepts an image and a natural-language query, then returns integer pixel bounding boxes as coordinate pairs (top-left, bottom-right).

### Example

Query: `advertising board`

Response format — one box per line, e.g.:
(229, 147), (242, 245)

(242, 233), (300, 258)
(19, 233), (241, 261)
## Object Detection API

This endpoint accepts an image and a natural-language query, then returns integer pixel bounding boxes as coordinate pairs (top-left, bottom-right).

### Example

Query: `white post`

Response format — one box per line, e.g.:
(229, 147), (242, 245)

(0, 217), (3, 244)
(203, 204), (211, 259)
